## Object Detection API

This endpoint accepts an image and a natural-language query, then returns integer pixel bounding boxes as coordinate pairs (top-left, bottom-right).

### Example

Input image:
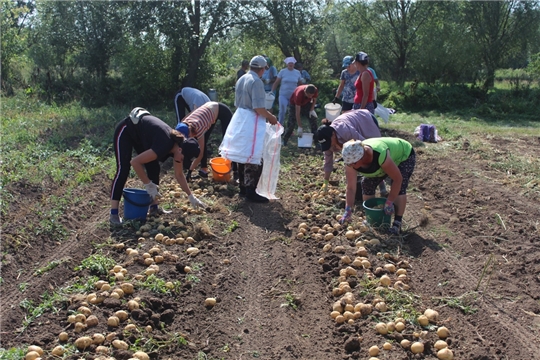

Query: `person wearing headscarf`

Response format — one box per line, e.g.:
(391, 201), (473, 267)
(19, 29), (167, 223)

(271, 56), (302, 125)
(110, 108), (206, 225)
(340, 138), (416, 234)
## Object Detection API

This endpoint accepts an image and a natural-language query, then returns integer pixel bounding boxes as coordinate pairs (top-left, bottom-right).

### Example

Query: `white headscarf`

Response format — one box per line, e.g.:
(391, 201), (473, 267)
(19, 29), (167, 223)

(284, 57), (297, 65)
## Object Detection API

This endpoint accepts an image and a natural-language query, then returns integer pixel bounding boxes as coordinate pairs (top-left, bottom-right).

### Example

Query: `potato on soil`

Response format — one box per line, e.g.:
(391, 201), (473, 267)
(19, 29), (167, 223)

(74, 336), (93, 350)
(112, 339), (129, 350)
(132, 351), (150, 360)
(25, 352), (40, 360)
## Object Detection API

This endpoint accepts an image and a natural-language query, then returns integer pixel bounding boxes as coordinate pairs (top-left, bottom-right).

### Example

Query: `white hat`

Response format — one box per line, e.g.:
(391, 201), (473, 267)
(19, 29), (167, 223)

(250, 55), (267, 69)
(342, 140), (365, 165)
(284, 56), (297, 64)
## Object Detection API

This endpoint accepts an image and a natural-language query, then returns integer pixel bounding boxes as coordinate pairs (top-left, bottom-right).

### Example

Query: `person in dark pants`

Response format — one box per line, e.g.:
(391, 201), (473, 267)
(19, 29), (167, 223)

(174, 87), (210, 124)
(219, 55), (278, 203)
(175, 102), (236, 179)
(282, 84), (319, 146)
(110, 108), (205, 225)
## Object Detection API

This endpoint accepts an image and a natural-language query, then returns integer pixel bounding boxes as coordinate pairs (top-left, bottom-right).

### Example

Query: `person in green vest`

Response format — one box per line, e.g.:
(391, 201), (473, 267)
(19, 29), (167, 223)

(340, 138), (416, 234)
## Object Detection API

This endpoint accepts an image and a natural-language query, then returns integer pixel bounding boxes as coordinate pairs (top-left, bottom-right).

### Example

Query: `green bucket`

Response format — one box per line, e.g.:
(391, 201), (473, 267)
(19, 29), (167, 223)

(362, 197), (392, 227)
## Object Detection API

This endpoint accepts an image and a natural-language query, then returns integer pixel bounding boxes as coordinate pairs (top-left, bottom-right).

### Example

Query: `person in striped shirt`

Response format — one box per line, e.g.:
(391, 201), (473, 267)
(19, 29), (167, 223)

(176, 101), (233, 179)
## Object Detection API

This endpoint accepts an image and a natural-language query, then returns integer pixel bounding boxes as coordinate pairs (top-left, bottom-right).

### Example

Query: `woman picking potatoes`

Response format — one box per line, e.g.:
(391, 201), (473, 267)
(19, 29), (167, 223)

(340, 138), (416, 234)
(109, 108), (206, 225)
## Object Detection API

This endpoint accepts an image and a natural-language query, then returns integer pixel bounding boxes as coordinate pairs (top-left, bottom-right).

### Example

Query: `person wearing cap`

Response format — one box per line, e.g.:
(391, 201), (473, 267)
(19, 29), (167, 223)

(334, 56), (360, 112)
(315, 109), (387, 196)
(109, 108), (206, 225)
(282, 84), (319, 146)
(352, 52), (376, 114)
(174, 87), (211, 125)
(295, 62), (311, 84)
(261, 56), (278, 93)
(340, 138), (416, 235)
(175, 101), (234, 179)
(237, 60), (249, 80)
(219, 55), (278, 203)
(271, 56), (302, 125)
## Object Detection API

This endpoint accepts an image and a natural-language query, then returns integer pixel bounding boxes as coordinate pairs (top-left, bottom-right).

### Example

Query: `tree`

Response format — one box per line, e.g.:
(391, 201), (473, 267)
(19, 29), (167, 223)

(463, 0), (540, 89)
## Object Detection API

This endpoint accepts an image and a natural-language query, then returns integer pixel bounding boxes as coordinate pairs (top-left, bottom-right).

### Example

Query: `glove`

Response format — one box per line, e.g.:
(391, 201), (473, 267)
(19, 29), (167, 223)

(384, 200), (395, 215)
(297, 127), (303, 137)
(188, 194), (207, 210)
(339, 206), (352, 224)
(144, 182), (161, 200)
(332, 97), (339, 104)
(309, 110), (317, 118)
(321, 180), (329, 193)
(186, 170), (192, 183)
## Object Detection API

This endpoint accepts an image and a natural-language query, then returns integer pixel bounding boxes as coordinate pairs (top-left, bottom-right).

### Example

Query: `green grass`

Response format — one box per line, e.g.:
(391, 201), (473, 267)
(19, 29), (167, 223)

(136, 274), (181, 295)
(0, 346), (26, 360)
(33, 259), (64, 276)
(432, 292), (478, 315)
(19, 291), (64, 331)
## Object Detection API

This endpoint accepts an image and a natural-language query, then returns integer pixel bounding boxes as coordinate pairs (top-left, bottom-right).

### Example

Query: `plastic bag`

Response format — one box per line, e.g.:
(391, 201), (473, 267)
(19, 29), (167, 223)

(256, 123), (284, 200)
(219, 108), (267, 164)
(374, 104), (391, 124)
(414, 124), (442, 143)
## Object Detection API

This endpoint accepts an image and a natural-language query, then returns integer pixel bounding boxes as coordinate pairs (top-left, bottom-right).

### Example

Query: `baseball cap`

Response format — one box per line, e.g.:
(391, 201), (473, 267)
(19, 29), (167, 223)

(175, 122), (189, 138)
(315, 124), (334, 152)
(342, 56), (353, 68)
(181, 138), (200, 169)
(250, 55), (267, 69)
(353, 52), (369, 63)
(342, 140), (365, 165)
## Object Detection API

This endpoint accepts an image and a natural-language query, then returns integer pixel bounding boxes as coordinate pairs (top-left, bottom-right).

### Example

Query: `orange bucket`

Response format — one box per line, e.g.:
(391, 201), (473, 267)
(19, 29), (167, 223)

(209, 157), (232, 182)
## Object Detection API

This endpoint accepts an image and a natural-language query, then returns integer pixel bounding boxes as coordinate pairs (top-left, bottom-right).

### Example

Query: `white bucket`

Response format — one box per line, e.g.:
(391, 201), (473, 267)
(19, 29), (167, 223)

(298, 133), (313, 148)
(208, 89), (217, 101)
(265, 93), (275, 110)
(324, 103), (342, 121)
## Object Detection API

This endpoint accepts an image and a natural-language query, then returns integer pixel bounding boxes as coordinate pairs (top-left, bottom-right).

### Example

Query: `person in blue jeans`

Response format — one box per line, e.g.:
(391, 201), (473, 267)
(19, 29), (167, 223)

(271, 57), (302, 125)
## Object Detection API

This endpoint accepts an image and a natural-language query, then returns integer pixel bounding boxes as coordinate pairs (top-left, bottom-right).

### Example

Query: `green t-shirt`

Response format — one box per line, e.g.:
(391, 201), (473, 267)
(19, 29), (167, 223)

(356, 138), (412, 178)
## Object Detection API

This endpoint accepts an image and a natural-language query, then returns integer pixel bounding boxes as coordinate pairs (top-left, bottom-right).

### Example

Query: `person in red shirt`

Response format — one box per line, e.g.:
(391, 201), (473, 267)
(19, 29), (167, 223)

(283, 84), (319, 146)
(352, 52), (375, 114)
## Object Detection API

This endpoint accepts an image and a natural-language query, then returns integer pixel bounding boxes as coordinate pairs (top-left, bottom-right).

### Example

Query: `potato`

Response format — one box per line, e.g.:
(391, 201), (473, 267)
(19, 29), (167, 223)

(375, 322), (388, 335)
(434, 340), (448, 350)
(330, 311), (341, 319)
(27, 346), (43, 356)
(384, 263), (396, 273)
(51, 345), (64, 356)
(382, 342), (392, 350)
(417, 315), (429, 326)
(368, 345), (379, 356)
(395, 321), (406, 332)
(400, 339), (411, 349)
(186, 247), (200, 256)
(24, 351), (40, 360)
(86, 315), (99, 327)
(322, 244), (332, 252)
(92, 333), (105, 345)
(437, 326), (450, 339)
(115, 310), (129, 322)
(424, 308), (439, 323)
(113, 265), (122, 273)
(375, 302), (387, 312)
(133, 351), (150, 360)
(74, 313), (86, 323)
(437, 348), (454, 360)
(345, 230), (355, 239)
(74, 336), (93, 350)
(335, 315), (345, 324)
(380, 275), (391, 287)
(59, 332), (69, 342)
(411, 342), (425, 354)
(95, 345), (109, 354)
(120, 283), (134, 295)
(77, 306), (92, 317)
(112, 339), (129, 350)
(107, 316), (120, 327)
(205, 298), (217, 307)
(74, 321), (86, 333)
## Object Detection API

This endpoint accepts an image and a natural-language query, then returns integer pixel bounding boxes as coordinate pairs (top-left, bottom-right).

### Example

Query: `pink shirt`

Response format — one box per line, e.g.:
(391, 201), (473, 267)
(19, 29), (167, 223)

(184, 105), (216, 139)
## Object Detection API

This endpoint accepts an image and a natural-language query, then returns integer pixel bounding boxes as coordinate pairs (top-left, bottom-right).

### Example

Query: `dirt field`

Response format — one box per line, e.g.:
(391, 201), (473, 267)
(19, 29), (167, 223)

(1, 128), (539, 360)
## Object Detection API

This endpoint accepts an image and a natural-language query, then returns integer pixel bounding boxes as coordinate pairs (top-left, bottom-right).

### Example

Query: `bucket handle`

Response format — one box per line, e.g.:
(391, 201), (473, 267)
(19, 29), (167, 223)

(124, 193), (153, 207)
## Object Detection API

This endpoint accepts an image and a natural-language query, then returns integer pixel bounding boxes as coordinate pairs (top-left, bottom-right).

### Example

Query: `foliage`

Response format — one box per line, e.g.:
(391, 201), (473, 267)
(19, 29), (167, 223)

(75, 254), (116, 275)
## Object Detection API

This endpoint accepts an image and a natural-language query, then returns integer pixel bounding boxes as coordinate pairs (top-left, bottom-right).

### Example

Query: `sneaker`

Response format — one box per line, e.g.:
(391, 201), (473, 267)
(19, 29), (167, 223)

(109, 214), (123, 226)
(198, 169), (209, 178)
(388, 220), (402, 235)
(148, 207), (172, 217)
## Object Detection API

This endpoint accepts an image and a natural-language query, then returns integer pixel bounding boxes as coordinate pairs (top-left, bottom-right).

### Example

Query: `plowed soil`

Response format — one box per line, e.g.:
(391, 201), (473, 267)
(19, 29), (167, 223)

(1, 128), (539, 360)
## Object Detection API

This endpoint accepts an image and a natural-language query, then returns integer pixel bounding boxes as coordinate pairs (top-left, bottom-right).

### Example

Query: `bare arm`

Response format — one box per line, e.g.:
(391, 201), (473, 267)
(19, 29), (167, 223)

(130, 149), (158, 184)
(254, 108), (278, 125)
(271, 77), (281, 92)
(336, 79), (346, 98)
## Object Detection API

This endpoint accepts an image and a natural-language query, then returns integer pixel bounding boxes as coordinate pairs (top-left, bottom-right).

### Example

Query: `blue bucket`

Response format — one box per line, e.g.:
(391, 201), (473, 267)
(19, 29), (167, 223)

(123, 188), (153, 221)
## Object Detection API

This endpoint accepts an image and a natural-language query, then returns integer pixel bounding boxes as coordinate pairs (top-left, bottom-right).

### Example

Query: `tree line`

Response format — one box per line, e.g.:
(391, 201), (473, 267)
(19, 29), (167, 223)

(2, 0), (539, 107)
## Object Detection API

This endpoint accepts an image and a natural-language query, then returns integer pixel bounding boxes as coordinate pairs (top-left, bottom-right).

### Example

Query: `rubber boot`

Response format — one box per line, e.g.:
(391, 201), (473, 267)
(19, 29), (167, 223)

(246, 187), (269, 203)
